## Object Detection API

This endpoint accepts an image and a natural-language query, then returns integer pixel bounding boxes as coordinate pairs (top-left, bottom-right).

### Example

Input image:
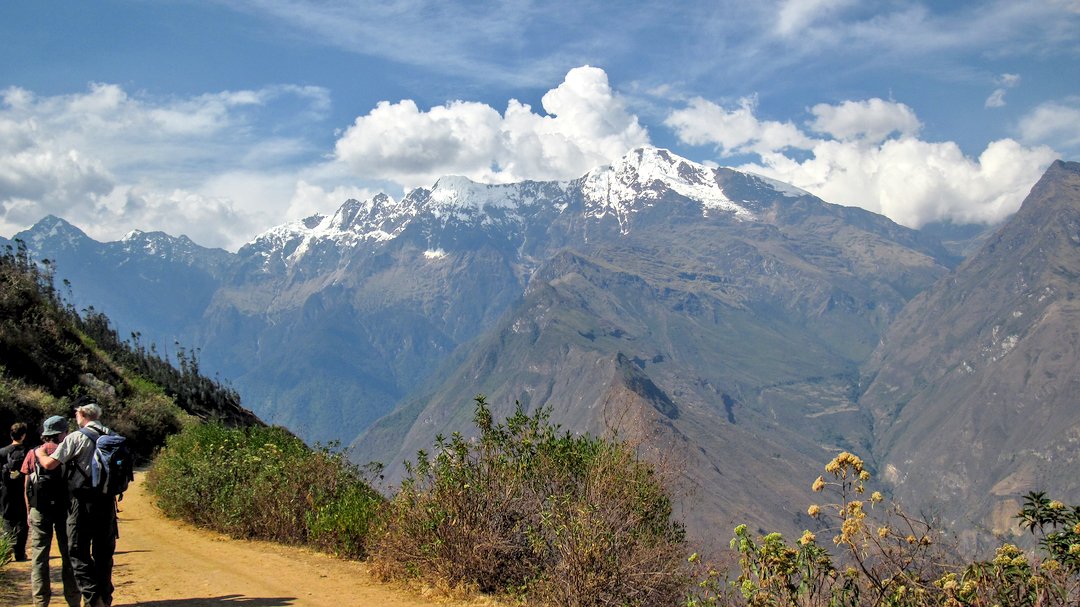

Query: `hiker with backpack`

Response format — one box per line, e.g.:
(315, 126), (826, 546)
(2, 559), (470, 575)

(22, 415), (80, 607)
(34, 402), (128, 607)
(1, 421), (30, 562)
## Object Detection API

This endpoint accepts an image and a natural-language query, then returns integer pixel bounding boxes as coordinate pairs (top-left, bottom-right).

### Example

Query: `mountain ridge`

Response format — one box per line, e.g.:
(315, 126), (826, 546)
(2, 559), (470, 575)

(10, 147), (1061, 546)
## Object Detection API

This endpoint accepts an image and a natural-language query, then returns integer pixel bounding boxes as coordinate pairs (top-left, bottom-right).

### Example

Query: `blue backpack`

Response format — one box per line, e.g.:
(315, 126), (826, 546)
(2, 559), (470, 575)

(78, 427), (134, 498)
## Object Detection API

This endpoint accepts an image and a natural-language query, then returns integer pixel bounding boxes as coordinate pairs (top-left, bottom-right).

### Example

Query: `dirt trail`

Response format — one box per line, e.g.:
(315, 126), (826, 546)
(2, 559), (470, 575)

(1, 473), (492, 607)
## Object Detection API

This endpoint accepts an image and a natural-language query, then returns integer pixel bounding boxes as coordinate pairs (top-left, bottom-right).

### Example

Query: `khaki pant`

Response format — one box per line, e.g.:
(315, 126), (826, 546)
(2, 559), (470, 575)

(30, 507), (80, 607)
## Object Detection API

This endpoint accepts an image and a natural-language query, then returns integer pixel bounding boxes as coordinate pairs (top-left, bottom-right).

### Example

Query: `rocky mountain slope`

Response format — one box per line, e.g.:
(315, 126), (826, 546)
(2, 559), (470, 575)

(8, 146), (1007, 541)
(860, 160), (1080, 552)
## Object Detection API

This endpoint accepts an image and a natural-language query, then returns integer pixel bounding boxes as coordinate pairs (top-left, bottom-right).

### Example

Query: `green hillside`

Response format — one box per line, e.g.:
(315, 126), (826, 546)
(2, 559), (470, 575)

(0, 240), (260, 459)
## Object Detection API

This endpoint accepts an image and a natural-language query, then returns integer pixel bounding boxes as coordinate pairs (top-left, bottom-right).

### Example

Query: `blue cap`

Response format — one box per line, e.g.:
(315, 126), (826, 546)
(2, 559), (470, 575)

(42, 415), (68, 437)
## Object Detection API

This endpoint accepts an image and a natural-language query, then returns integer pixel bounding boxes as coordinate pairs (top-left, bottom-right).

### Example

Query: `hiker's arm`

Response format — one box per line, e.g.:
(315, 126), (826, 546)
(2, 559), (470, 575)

(24, 469), (30, 516)
(35, 447), (60, 470)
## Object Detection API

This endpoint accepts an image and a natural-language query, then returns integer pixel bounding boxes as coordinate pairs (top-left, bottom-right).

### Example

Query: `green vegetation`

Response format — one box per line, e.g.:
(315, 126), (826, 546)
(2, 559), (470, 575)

(6, 239), (1078, 606)
(146, 422), (383, 558)
(146, 396), (688, 606)
(370, 396), (687, 606)
(0, 240), (253, 462)
(687, 452), (1080, 607)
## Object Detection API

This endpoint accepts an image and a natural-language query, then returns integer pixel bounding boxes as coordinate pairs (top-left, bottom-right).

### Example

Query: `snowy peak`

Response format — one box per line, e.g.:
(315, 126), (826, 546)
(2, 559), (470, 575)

(241, 146), (817, 269)
(16, 215), (92, 252)
(120, 229), (204, 259)
(579, 147), (756, 230)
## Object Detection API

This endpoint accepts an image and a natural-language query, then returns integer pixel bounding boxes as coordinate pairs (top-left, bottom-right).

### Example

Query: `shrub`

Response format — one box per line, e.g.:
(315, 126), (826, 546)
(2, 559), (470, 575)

(688, 453), (1080, 607)
(0, 529), (12, 567)
(146, 422), (382, 557)
(370, 395), (687, 606)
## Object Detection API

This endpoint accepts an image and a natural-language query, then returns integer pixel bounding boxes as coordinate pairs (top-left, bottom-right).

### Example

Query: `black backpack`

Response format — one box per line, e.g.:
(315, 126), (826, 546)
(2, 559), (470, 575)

(1, 444), (28, 510)
(26, 452), (67, 512)
(78, 427), (134, 498)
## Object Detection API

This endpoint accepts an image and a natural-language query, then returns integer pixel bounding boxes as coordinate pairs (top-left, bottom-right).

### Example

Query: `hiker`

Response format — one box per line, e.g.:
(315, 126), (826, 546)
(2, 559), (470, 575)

(23, 415), (81, 607)
(1, 421), (30, 562)
(34, 403), (117, 607)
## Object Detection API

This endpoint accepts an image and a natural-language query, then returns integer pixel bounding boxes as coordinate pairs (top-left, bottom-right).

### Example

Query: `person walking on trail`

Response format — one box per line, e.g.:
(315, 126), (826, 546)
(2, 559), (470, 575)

(1, 421), (30, 562)
(23, 415), (81, 607)
(35, 404), (117, 607)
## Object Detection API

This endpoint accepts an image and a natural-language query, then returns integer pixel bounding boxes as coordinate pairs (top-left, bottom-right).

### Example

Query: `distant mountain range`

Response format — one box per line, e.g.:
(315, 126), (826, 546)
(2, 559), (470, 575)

(6, 148), (1075, 549)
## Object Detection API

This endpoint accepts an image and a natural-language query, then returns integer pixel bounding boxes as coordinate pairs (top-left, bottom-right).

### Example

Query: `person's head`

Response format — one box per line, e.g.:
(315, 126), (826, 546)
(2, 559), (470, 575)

(74, 402), (102, 427)
(9, 422), (27, 442)
(40, 415), (68, 443)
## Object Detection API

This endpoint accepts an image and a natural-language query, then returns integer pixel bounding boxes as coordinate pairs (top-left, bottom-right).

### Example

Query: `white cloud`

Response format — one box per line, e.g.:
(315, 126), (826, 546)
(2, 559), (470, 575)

(775, 0), (857, 37)
(0, 83), (332, 250)
(808, 98), (921, 143)
(998, 73), (1021, 87)
(334, 66), (649, 188)
(668, 96), (1058, 227)
(986, 73), (1021, 108)
(1018, 100), (1080, 151)
(664, 97), (812, 156)
(985, 89), (1008, 108)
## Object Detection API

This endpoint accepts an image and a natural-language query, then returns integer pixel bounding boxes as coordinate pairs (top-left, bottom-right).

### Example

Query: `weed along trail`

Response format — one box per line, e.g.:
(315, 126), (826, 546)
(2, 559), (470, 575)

(1, 472), (489, 607)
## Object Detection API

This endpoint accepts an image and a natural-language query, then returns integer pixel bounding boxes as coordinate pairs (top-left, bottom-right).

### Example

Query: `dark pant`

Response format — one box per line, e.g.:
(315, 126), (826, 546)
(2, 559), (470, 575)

(67, 492), (116, 607)
(3, 512), (29, 559)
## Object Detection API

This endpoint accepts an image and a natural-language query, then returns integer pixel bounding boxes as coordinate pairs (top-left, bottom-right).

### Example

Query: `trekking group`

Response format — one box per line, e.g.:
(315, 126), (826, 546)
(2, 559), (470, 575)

(1, 402), (132, 607)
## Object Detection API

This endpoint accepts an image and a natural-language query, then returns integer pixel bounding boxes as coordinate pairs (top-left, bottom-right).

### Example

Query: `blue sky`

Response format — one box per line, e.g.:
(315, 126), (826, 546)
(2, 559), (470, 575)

(2, 0), (1078, 250)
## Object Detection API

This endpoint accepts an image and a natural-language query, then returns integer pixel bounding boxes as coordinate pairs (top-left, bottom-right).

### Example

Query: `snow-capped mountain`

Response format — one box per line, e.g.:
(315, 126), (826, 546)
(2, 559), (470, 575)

(237, 147), (821, 277)
(15, 146), (1001, 544)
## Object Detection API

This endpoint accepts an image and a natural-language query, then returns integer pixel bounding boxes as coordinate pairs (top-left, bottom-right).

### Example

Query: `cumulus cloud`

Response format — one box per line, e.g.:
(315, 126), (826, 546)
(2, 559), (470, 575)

(334, 66), (649, 188)
(665, 97), (812, 156)
(808, 98), (921, 143)
(0, 83), (331, 250)
(667, 95), (1057, 227)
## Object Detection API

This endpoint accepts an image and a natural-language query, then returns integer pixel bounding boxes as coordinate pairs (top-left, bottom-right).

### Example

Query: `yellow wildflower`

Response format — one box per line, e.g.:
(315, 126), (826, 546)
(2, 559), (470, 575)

(1069, 544), (1080, 555)
(841, 517), (862, 540)
(859, 470), (871, 481)
(1042, 559), (1060, 572)
(825, 458), (841, 474)
(871, 491), (884, 503)
(799, 530), (816, 546)
(812, 476), (826, 492)
(808, 504), (821, 517)
(1048, 500), (1065, 510)
(878, 526), (889, 539)
(1072, 522), (1080, 535)
(906, 535), (917, 544)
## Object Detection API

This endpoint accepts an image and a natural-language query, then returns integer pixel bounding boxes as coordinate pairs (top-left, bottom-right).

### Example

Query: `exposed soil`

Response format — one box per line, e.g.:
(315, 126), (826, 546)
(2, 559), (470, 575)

(1, 473), (493, 607)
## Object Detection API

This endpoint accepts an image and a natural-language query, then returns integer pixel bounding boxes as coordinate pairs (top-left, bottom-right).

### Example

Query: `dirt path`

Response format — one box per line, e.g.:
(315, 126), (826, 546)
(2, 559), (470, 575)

(1, 473), (494, 607)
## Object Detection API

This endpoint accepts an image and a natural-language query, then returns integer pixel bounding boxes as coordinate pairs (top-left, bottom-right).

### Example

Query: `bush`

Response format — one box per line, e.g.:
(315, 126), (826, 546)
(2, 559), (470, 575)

(146, 422), (383, 557)
(688, 452), (1080, 607)
(0, 528), (12, 567)
(370, 395), (687, 606)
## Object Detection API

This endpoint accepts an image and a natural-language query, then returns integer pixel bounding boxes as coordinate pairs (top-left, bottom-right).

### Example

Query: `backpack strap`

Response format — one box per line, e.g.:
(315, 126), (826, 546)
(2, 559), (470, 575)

(71, 427), (102, 484)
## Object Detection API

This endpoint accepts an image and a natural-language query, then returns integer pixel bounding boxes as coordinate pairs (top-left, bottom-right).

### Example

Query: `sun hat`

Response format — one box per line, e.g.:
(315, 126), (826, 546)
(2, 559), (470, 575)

(41, 415), (68, 437)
